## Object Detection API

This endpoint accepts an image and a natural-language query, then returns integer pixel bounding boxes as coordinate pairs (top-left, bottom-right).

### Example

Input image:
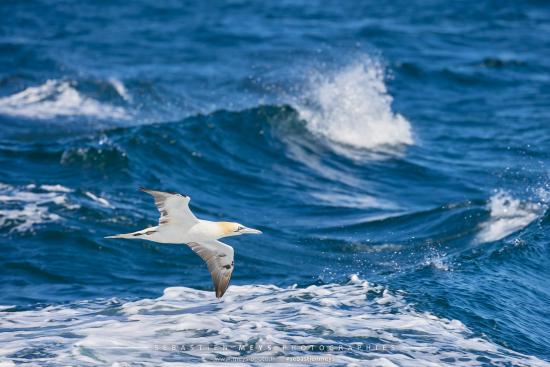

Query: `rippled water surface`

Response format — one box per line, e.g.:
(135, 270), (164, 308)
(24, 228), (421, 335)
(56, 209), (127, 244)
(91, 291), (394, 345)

(1, 1), (549, 366)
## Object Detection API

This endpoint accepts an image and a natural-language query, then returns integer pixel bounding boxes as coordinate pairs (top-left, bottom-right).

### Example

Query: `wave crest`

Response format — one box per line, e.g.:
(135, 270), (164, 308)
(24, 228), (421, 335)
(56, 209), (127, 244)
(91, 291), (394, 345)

(295, 58), (413, 151)
(476, 190), (545, 243)
(0, 79), (129, 120)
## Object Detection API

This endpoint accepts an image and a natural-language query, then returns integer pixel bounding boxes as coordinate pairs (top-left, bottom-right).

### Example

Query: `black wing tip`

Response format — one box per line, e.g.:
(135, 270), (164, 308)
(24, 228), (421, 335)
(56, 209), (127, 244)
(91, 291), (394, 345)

(214, 278), (231, 299)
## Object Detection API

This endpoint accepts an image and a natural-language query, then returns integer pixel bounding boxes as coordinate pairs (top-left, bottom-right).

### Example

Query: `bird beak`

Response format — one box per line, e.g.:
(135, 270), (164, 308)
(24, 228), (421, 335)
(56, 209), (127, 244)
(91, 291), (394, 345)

(241, 227), (262, 234)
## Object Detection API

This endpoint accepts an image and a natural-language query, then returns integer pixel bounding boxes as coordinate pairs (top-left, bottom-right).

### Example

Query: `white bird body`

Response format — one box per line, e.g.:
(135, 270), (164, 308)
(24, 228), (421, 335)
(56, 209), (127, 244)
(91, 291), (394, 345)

(105, 189), (261, 298)
(136, 220), (224, 244)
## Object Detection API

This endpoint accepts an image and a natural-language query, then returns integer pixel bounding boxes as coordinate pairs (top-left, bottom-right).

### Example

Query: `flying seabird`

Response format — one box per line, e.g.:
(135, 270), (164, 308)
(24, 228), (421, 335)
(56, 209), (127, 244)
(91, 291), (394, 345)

(105, 188), (262, 298)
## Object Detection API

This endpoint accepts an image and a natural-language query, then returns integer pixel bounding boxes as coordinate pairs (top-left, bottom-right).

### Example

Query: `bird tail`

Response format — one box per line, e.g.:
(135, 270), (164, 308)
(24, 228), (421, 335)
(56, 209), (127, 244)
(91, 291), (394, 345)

(105, 233), (135, 239)
(105, 227), (157, 239)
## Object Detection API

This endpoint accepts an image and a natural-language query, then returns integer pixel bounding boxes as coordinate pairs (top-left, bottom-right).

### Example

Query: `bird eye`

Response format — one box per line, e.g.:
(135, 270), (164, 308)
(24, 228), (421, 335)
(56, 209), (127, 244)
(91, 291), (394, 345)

(236, 226), (244, 232)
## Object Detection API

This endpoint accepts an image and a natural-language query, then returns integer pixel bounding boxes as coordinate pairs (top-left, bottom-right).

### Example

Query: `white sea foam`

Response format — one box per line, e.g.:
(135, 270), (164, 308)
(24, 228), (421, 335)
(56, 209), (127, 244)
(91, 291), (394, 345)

(0, 276), (546, 366)
(85, 191), (112, 208)
(0, 79), (129, 120)
(39, 184), (73, 193)
(359, 243), (404, 253)
(0, 183), (78, 233)
(476, 190), (544, 243)
(296, 58), (413, 151)
(311, 191), (397, 210)
(109, 78), (132, 102)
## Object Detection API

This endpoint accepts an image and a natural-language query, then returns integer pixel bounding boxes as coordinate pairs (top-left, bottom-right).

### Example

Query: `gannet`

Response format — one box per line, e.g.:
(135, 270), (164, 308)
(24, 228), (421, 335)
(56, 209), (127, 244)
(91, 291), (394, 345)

(105, 188), (261, 298)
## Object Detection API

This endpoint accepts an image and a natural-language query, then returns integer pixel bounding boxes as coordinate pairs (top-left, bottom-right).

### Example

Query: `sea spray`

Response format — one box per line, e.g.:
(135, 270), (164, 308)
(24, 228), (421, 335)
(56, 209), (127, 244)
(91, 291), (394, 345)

(295, 58), (413, 151)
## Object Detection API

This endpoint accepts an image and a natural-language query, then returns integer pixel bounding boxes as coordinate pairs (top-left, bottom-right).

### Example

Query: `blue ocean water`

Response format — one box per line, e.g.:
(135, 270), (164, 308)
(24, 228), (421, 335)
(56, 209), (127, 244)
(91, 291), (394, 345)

(1, 1), (549, 365)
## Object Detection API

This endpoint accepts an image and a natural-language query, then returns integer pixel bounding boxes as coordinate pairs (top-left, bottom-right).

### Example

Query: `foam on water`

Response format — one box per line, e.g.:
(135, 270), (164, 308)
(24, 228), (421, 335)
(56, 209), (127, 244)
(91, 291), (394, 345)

(0, 183), (77, 233)
(0, 80), (129, 120)
(0, 276), (546, 366)
(296, 58), (413, 151)
(476, 190), (544, 243)
(0, 183), (115, 233)
(85, 191), (113, 208)
(39, 184), (73, 193)
(311, 191), (397, 210)
(108, 78), (133, 102)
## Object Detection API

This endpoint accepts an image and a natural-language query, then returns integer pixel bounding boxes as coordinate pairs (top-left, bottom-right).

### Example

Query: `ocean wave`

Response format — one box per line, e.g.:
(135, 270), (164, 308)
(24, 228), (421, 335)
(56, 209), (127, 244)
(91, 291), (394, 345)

(294, 58), (413, 152)
(422, 247), (451, 272)
(0, 275), (545, 366)
(0, 79), (130, 120)
(84, 191), (112, 208)
(60, 143), (129, 171)
(0, 183), (76, 233)
(480, 57), (527, 68)
(0, 183), (115, 233)
(5, 97), (409, 178)
(310, 191), (397, 210)
(476, 190), (545, 243)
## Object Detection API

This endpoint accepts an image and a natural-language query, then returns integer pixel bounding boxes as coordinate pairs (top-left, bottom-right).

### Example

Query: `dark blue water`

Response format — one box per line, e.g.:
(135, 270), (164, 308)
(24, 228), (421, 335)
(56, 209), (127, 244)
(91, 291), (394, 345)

(1, 1), (549, 365)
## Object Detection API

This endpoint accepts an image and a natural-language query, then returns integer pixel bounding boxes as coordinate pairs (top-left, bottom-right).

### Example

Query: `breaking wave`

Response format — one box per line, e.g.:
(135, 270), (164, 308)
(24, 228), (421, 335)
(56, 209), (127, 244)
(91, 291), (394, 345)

(295, 58), (413, 151)
(0, 79), (129, 120)
(476, 190), (545, 243)
(0, 275), (546, 366)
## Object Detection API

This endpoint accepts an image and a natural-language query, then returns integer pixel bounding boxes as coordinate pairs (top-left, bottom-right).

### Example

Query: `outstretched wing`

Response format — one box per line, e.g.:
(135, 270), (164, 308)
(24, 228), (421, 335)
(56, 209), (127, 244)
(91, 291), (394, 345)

(187, 240), (234, 299)
(140, 188), (199, 230)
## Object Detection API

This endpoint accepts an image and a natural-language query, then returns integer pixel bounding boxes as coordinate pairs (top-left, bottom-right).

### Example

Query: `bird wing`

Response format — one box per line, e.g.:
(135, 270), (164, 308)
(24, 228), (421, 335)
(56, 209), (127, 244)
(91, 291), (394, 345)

(187, 240), (234, 298)
(140, 188), (199, 230)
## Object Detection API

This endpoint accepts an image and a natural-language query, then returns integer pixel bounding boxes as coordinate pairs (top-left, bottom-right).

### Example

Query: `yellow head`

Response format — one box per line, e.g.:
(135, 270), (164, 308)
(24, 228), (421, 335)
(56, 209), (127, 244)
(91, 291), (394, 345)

(217, 222), (262, 238)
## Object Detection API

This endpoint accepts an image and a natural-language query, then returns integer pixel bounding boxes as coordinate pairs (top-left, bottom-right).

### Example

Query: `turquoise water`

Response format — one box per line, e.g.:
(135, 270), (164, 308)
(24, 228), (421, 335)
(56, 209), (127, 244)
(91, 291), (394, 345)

(0, 1), (549, 365)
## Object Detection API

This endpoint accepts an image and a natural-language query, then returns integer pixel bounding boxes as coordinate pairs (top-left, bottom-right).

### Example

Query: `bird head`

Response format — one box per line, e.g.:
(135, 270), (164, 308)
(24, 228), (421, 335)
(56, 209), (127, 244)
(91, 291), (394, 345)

(218, 222), (262, 237)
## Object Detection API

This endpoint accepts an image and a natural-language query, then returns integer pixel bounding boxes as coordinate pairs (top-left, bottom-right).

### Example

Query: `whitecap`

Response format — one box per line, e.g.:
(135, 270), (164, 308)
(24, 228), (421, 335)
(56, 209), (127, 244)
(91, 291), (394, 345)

(109, 78), (132, 102)
(311, 191), (397, 210)
(0, 183), (78, 232)
(85, 191), (112, 208)
(39, 184), (73, 193)
(295, 57), (413, 152)
(0, 277), (546, 366)
(0, 79), (129, 120)
(476, 190), (544, 243)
